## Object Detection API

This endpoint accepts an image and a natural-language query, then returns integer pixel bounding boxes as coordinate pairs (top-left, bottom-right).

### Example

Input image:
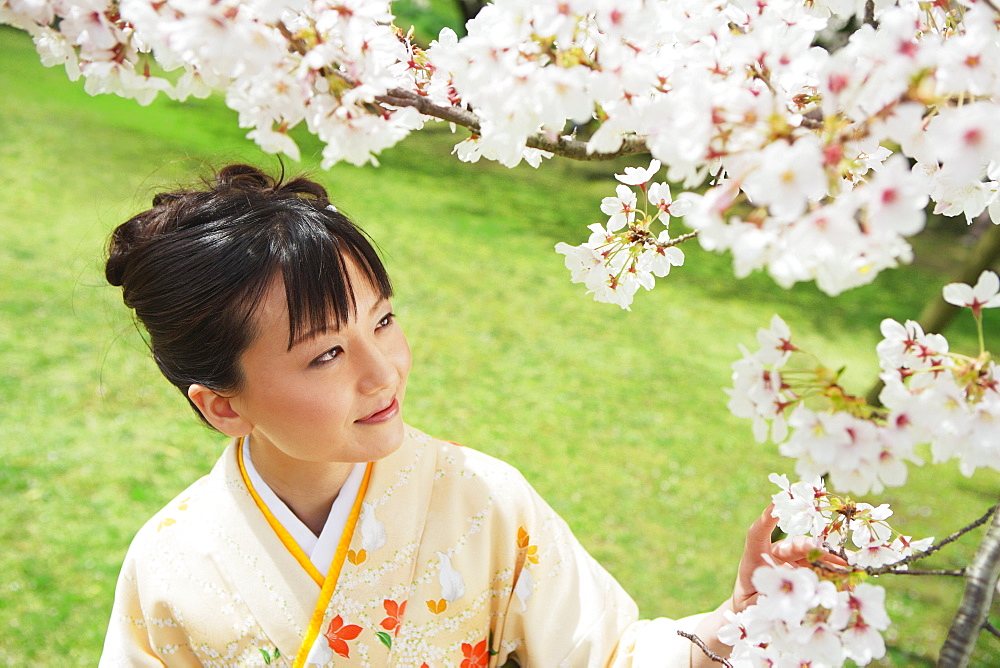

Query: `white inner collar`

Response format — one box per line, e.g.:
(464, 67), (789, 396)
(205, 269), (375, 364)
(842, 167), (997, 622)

(241, 435), (365, 577)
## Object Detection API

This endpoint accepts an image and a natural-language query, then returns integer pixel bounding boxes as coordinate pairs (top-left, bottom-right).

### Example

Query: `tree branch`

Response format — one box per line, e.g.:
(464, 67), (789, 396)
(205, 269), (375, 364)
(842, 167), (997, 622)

(655, 230), (700, 249)
(938, 499), (1000, 667)
(864, 0), (877, 27)
(877, 567), (966, 577)
(865, 502), (999, 576)
(376, 88), (483, 133)
(678, 631), (734, 667)
(375, 88), (650, 161)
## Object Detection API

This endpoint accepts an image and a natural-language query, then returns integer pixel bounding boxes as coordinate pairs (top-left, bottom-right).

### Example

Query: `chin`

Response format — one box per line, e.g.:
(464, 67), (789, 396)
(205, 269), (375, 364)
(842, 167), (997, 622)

(360, 420), (406, 463)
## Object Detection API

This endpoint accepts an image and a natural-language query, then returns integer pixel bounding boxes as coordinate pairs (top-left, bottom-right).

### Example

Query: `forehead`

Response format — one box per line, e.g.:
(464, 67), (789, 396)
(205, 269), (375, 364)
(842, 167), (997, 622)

(250, 262), (384, 351)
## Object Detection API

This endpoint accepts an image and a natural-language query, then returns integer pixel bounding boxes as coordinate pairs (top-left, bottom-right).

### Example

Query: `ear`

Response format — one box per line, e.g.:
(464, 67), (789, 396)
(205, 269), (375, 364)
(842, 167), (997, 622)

(188, 384), (253, 437)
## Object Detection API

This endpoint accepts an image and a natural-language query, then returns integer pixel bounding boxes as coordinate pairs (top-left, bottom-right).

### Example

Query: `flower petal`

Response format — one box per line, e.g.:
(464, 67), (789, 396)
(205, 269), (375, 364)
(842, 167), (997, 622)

(942, 282), (973, 307)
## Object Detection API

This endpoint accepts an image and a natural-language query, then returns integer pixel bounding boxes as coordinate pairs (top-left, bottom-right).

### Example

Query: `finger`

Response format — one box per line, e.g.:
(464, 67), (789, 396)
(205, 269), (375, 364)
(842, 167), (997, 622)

(770, 536), (848, 567)
(738, 505), (781, 585)
(745, 504), (780, 555)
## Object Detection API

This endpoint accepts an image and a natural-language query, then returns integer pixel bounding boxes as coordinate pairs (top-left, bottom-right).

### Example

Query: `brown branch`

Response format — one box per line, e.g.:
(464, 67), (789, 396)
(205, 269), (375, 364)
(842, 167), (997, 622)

(938, 500), (1000, 667)
(376, 88), (483, 133)
(864, 502), (999, 576)
(678, 631), (733, 667)
(877, 567), (966, 577)
(864, 0), (877, 27)
(656, 230), (699, 249)
(983, 620), (1000, 640)
(375, 87), (650, 161)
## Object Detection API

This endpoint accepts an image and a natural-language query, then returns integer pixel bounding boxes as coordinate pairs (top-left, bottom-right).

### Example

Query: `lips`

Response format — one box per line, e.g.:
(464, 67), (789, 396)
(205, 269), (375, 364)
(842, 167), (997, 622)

(356, 397), (399, 424)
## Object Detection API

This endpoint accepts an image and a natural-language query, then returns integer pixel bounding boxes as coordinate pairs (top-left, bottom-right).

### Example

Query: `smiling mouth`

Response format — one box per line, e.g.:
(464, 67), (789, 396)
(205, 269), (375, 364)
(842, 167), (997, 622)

(356, 397), (399, 424)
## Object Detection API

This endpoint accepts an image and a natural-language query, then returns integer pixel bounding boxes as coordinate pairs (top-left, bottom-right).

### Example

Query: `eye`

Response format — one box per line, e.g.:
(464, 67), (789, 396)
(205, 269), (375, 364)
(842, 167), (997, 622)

(377, 312), (396, 329)
(311, 345), (343, 366)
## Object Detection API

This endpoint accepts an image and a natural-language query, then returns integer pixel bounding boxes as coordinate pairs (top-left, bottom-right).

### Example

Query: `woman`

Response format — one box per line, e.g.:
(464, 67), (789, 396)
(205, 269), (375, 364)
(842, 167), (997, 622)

(100, 164), (815, 667)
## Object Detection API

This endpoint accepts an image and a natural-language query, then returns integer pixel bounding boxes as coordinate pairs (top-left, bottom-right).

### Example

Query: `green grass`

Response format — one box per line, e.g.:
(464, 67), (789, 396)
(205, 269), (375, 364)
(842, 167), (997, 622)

(2, 24), (1000, 666)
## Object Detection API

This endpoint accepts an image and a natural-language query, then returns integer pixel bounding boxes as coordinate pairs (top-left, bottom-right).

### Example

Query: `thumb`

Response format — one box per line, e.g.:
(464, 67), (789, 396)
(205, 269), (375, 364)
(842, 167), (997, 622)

(744, 504), (779, 562)
(735, 505), (779, 604)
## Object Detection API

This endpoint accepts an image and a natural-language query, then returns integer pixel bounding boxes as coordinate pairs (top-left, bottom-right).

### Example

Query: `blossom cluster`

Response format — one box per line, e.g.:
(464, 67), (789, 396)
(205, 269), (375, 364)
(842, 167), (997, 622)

(6, 0), (1000, 297)
(714, 273), (1000, 665)
(554, 160), (689, 308)
(769, 474), (933, 570)
(479, 0), (1000, 300)
(722, 469), (933, 664)
(2, 0), (426, 166)
(720, 568), (891, 666)
(728, 271), (1000, 495)
(718, 474), (933, 665)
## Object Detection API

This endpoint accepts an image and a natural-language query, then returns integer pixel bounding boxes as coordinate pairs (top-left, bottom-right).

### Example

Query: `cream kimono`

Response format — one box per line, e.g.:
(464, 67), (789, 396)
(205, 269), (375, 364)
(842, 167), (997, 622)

(100, 426), (706, 667)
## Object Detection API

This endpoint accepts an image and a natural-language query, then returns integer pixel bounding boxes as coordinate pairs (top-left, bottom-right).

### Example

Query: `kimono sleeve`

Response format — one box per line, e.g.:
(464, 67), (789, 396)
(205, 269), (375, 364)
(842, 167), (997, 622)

(99, 546), (167, 668)
(99, 530), (203, 668)
(494, 474), (707, 667)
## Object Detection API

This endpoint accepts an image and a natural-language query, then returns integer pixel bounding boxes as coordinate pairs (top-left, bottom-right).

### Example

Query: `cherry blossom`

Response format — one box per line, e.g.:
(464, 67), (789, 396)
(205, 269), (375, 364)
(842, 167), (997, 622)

(600, 185), (637, 231)
(768, 473), (827, 537)
(8, 1), (1000, 663)
(615, 159), (661, 187)
(942, 270), (1000, 318)
(646, 182), (690, 218)
(8, 0), (1000, 297)
(722, 564), (890, 666)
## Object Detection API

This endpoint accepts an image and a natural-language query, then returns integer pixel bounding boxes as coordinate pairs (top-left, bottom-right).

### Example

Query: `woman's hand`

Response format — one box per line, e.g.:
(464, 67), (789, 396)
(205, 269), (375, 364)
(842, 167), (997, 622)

(731, 503), (840, 614)
(690, 504), (845, 666)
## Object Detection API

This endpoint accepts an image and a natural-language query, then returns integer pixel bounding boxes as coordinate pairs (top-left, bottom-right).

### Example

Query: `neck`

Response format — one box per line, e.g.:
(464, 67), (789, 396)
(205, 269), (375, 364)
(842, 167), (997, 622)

(248, 439), (354, 536)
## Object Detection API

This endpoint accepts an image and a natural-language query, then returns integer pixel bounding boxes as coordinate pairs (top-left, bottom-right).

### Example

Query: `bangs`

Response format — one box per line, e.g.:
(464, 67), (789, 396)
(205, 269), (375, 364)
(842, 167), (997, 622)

(271, 208), (393, 349)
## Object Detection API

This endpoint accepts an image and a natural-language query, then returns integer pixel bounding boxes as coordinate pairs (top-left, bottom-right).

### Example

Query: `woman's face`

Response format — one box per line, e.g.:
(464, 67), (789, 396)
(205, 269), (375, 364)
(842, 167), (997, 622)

(228, 263), (411, 465)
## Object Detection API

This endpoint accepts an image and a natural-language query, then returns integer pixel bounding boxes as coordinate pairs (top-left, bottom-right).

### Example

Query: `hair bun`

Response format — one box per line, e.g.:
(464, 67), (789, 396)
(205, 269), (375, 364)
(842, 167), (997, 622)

(106, 164), (336, 290)
(214, 164), (275, 193)
(214, 164), (331, 205)
(106, 210), (156, 288)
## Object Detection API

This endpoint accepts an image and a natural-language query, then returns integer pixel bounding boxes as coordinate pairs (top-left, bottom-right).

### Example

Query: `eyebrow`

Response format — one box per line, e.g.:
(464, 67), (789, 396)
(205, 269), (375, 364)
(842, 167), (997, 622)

(289, 297), (389, 349)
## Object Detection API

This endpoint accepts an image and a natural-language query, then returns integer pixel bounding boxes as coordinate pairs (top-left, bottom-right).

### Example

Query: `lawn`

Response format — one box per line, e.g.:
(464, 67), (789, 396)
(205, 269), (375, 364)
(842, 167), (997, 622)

(1, 22), (999, 666)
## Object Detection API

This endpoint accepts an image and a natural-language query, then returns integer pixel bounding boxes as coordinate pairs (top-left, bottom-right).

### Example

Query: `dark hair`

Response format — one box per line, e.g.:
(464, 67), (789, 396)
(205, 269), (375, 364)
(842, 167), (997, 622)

(106, 164), (392, 426)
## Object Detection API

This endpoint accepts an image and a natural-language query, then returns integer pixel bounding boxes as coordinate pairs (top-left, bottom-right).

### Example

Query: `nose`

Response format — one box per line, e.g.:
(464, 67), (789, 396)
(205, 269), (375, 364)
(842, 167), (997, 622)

(356, 339), (397, 395)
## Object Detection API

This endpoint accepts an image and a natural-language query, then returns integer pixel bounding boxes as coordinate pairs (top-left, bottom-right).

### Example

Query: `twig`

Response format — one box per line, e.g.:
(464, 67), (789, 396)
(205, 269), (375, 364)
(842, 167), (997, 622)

(656, 230), (700, 249)
(677, 631), (733, 667)
(877, 567), (966, 577)
(865, 502), (999, 576)
(375, 88), (650, 161)
(983, 620), (1000, 640)
(376, 88), (483, 133)
(864, 0), (877, 27)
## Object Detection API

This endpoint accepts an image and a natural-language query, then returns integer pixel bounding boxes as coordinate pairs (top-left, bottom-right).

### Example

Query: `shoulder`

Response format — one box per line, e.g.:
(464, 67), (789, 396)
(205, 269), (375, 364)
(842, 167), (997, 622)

(123, 443), (235, 558)
(400, 424), (559, 535)
(404, 424), (535, 495)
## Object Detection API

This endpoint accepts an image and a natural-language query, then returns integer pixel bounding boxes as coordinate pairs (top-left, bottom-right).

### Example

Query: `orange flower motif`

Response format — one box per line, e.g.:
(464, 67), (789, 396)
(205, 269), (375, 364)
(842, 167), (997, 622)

(517, 526), (539, 564)
(347, 548), (367, 565)
(324, 615), (363, 658)
(461, 639), (490, 668)
(426, 598), (447, 614)
(380, 599), (407, 636)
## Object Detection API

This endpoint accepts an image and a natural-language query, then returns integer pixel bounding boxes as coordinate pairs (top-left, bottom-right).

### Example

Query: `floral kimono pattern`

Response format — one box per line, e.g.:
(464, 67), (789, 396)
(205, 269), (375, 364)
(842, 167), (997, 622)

(100, 426), (703, 667)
